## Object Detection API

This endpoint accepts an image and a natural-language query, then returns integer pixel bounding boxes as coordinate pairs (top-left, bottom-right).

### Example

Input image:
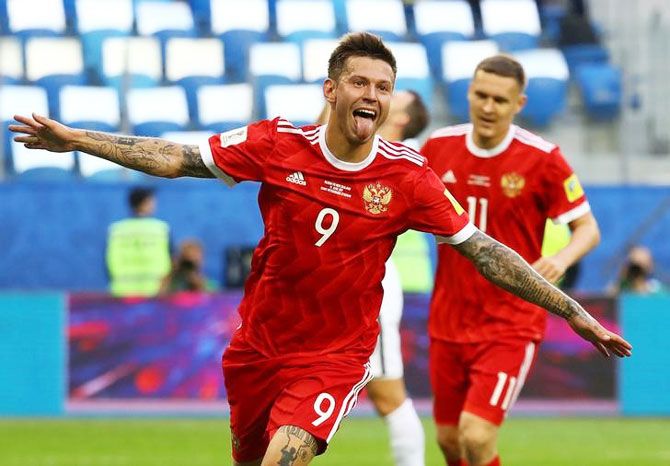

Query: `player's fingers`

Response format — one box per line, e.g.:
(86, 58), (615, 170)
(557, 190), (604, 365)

(594, 341), (610, 357)
(608, 335), (632, 356)
(14, 135), (40, 144)
(13, 114), (44, 129)
(7, 124), (38, 135)
(32, 112), (50, 126)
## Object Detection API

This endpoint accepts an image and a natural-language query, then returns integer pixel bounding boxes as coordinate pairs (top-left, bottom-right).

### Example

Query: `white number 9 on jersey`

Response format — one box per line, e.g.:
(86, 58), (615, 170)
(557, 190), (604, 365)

(314, 208), (340, 247)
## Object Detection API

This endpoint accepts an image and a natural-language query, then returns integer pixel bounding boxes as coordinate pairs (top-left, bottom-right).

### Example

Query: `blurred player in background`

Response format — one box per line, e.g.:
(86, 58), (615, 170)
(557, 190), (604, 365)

(106, 186), (171, 297)
(11, 34), (630, 466)
(422, 54), (602, 466)
(317, 89), (431, 466)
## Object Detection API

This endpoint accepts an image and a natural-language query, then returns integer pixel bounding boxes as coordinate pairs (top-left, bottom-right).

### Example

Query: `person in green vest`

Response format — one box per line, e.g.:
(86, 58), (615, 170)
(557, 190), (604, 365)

(106, 187), (171, 297)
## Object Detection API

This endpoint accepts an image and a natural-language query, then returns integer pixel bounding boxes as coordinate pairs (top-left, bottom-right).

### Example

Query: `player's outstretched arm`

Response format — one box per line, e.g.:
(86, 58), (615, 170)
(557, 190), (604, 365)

(452, 230), (632, 358)
(9, 113), (214, 179)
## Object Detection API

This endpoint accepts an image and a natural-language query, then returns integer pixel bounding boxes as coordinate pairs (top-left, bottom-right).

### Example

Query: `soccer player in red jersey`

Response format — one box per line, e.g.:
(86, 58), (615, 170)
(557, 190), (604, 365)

(422, 54), (603, 466)
(11, 35), (630, 466)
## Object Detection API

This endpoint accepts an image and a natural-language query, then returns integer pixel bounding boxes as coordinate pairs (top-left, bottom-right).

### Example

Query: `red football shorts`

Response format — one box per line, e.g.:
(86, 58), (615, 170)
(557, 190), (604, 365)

(222, 335), (373, 463)
(430, 338), (538, 426)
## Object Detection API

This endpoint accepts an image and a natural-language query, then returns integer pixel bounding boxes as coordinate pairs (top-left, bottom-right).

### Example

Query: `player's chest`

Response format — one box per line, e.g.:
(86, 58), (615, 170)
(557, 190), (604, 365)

(261, 162), (408, 242)
(434, 154), (542, 226)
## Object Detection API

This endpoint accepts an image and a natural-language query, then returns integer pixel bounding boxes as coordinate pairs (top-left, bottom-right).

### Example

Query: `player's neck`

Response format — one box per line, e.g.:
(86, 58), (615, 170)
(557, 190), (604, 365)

(472, 132), (507, 150)
(324, 125), (375, 163)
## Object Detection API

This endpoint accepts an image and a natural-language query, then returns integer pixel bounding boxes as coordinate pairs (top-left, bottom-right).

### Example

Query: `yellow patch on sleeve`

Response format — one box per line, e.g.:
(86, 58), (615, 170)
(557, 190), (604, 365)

(563, 174), (584, 202)
(444, 189), (465, 215)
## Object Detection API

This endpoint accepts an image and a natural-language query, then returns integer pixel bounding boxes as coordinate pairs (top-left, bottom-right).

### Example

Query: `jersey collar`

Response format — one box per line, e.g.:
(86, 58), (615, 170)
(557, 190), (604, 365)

(318, 125), (379, 172)
(466, 124), (516, 158)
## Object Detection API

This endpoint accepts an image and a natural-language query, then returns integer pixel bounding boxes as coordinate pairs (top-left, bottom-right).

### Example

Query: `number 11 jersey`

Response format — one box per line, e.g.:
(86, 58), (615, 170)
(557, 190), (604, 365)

(199, 118), (473, 360)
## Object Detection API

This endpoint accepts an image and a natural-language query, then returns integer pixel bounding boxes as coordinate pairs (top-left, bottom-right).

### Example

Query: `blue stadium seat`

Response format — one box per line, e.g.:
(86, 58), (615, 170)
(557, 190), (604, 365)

(344, 0), (407, 42)
(75, 0), (134, 80)
(561, 44), (609, 74)
(575, 63), (622, 121)
(127, 86), (191, 136)
(135, 0), (197, 65)
(515, 48), (569, 127)
(59, 85), (120, 132)
(386, 42), (434, 110)
(101, 36), (163, 89)
(6, 0), (67, 39)
(301, 39), (338, 84)
(0, 0), (8, 34)
(25, 37), (87, 119)
(264, 83), (324, 126)
(441, 40), (499, 122)
(188, 0), (212, 34)
(196, 83), (254, 132)
(0, 37), (24, 83)
(165, 38), (226, 122)
(414, 0), (476, 79)
(210, 0), (270, 82)
(250, 42), (303, 117)
(276, 0), (337, 45)
(481, 0), (541, 51)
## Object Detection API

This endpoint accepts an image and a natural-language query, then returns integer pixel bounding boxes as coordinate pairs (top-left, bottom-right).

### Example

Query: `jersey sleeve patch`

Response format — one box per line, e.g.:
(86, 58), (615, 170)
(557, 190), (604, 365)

(220, 126), (248, 148)
(563, 174), (584, 202)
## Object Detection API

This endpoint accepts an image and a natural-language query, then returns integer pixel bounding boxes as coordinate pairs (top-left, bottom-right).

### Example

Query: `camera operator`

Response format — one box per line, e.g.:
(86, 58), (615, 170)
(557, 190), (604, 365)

(160, 239), (217, 294)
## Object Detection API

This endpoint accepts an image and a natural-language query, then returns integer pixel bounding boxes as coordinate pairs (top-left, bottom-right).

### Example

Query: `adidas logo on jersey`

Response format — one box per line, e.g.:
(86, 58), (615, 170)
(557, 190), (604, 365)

(286, 171), (307, 186)
(442, 170), (457, 184)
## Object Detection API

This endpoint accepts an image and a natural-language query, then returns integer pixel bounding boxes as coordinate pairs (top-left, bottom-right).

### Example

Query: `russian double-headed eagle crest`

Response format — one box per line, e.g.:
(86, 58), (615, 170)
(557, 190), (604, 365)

(501, 172), (525, 198)
(363, 182), (393, 214)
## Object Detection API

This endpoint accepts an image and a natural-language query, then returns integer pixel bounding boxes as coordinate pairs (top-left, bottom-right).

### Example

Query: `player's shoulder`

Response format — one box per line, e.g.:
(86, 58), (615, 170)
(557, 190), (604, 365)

(377, 137), (427, 169)
(274, 117), (321, 145)
(511, 126), (558, 154)
(427, 123), (472, 141)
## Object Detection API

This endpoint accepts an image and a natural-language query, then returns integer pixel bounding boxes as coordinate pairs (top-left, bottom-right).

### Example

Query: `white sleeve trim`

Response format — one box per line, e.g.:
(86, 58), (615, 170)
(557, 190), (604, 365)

(435, 222), (478, 245)
(198, 140), (237, 187)
(552, 201), (591, 225)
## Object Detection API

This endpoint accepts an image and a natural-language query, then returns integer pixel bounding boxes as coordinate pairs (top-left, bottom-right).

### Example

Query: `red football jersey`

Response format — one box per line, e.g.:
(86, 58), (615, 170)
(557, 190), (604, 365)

(422, 124), (590, 343)
(199, 118), (473, 359)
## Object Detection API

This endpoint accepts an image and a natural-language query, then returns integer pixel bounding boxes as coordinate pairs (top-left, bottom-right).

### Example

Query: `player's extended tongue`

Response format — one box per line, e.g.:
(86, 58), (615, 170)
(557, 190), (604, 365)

(354, 115), (375, 140)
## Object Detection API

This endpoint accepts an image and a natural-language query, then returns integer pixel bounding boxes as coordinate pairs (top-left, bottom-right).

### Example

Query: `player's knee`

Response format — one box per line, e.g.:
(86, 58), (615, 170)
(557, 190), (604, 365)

(369, 389), (405, 416)
(459, 421), (496, 458)
(436, 426), (460, 456)
(367, 379), (406, 416)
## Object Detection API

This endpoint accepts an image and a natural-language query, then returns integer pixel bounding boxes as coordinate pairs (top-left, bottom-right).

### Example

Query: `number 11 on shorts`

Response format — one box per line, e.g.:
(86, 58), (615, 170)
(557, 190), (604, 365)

(489, 372), (517, 411)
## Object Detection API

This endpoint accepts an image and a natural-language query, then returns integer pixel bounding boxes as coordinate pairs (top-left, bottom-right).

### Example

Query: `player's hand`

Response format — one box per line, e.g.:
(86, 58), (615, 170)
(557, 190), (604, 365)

(532, 256), (567, 284)
(567, 311), (632, 358)
(9, 113), (79, 153)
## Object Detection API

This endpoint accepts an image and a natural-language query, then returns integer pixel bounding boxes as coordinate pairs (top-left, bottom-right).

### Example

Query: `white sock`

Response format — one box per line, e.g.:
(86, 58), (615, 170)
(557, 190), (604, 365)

(384, 398), (425, 466)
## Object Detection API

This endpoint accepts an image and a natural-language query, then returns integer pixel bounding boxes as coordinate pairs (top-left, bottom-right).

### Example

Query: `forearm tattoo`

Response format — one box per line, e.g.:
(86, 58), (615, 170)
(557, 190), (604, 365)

(276, 425), (318, 465)
(453, 230), (587, 320)
(81, 131), (213, 178)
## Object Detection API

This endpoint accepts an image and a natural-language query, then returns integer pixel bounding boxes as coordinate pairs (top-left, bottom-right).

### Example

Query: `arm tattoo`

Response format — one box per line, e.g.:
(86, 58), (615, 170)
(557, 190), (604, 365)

(276, 425), (319, 465)
(80, 131), (214, 178)
(452, 230), (587, 320)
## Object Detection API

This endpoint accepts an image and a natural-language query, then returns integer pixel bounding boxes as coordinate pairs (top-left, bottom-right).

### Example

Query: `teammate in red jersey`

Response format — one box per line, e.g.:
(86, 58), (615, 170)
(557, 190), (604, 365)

(422, 54), (602, 466)
(11, 34), (630, 466)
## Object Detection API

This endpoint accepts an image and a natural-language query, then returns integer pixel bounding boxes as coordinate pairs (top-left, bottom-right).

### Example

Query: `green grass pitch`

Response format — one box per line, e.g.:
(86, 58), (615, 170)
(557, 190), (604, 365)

(0, 417), (668, 465)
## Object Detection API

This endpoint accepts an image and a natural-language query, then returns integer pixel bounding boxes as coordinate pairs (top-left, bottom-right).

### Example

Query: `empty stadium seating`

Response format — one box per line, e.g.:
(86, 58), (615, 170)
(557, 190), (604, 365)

(0, 0), (627, 180)
(514, 48), (569, 127)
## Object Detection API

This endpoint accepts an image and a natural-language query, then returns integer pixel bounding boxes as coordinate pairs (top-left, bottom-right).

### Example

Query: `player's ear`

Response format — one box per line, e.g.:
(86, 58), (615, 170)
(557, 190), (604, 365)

(515, 93), (528, 115)
(324, 78), (336, 103)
